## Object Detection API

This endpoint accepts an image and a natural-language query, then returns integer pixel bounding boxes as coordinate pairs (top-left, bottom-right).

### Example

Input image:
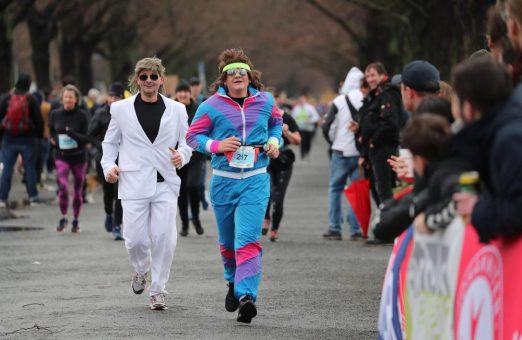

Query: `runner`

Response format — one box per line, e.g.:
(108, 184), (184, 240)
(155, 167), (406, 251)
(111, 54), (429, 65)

(101, 57), (192, 310)
(186, 48), (282, 323)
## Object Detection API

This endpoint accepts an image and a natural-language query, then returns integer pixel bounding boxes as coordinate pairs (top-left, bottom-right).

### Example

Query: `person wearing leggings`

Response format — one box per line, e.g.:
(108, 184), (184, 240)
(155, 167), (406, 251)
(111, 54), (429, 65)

(49, 84), (90, 233)
(262, 108), (301, 241)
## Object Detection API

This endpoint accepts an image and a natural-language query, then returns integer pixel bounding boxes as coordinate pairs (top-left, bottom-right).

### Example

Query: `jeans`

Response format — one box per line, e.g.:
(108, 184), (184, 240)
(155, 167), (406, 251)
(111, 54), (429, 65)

(0, 136), (38, 201)
(328, 152), (361, 235)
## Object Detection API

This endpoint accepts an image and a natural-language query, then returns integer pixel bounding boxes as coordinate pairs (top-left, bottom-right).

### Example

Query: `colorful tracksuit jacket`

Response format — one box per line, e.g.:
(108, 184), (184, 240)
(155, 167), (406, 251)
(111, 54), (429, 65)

(186, 85), (283, 300)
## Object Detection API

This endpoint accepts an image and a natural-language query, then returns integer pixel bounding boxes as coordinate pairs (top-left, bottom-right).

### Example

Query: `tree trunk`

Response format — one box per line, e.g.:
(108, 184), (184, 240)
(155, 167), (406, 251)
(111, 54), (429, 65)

(0, 13), (13, 93)
(26, 7), (54, 90)
(76, 43), (94, 94)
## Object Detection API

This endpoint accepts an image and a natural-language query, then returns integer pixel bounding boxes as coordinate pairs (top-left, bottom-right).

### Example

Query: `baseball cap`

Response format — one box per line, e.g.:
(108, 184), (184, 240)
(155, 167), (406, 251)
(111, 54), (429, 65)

(398, 60), (440, 93)
(108, 82), (124, 98)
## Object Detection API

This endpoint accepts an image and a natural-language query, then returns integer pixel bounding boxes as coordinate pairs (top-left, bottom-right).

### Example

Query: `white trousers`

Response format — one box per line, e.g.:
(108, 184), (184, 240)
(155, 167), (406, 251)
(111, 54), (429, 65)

(121, 182), (178, 296)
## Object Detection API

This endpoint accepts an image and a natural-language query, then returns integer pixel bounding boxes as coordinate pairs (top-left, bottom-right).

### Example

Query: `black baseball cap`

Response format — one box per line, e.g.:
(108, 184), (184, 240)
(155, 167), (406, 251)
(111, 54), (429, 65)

(398, 60), (440, 93)
(108, 82), (124, 98)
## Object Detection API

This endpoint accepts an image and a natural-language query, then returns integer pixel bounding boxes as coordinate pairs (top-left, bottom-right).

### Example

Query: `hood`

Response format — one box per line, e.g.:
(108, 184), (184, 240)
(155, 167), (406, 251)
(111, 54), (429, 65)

(339, 67), (364, 95)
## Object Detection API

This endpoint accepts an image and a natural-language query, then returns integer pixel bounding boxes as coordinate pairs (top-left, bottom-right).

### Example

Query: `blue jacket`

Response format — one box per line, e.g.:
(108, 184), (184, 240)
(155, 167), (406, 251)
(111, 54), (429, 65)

(186, 86), (283, 173)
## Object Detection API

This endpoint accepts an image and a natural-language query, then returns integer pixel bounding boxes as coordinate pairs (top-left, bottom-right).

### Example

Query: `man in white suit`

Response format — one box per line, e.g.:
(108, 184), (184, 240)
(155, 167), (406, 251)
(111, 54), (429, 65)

(101, 57), (192, 310)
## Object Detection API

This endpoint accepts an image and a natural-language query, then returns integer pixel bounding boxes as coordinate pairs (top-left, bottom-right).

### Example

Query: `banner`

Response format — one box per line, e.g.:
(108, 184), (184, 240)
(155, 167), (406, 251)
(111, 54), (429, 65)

(405, 218), (465, 339)
(378, 228), (413, 340)
(379, 220), (522, 340)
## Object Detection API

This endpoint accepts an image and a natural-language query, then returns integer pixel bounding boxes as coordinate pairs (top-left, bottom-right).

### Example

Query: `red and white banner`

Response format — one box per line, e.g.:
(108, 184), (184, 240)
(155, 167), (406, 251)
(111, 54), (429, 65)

(378, 219), (522, 340)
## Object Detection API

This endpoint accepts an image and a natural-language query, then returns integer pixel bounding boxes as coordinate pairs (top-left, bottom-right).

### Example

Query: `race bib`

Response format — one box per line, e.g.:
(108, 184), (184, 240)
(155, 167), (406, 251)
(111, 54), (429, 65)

(226, 146), (257, 169)
(58, 134), (78, 150)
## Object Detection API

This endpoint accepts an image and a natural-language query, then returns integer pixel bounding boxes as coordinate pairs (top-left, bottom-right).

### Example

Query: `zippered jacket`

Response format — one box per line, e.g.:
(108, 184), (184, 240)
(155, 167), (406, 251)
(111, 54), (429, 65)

(186, 86), (283, 173)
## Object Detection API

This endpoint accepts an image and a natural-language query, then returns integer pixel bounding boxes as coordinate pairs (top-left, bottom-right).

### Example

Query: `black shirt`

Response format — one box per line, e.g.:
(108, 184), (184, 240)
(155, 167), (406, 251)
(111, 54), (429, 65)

(134, 94), (166, 143)
(230, 96), (247, 107)
(49, 106), (90, 163)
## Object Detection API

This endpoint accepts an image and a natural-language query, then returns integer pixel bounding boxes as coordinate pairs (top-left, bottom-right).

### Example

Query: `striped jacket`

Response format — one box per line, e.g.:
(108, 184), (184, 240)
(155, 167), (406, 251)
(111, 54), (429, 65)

(186, 86), (283, 174)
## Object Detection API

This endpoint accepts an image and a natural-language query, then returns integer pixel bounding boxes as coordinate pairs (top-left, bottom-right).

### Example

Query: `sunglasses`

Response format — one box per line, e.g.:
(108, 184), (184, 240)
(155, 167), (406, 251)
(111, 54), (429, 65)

(225, 68), (248, 76)
(139, 73), (159, 81)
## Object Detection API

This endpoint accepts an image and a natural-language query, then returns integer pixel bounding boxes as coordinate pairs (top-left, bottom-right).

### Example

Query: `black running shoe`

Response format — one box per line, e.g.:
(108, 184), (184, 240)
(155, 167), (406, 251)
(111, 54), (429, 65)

(193, 219), (204, 235)
(179, 221), (189, 237)
(56, 218), (68, 232)
(237, 295), (257, 323)
(225, 282), (239, 312)
(71, 219), (80, 233)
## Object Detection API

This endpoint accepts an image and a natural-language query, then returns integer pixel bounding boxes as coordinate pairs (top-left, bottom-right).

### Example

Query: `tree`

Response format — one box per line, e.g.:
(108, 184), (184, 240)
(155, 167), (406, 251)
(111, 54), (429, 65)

(26, 1), (57, 91)
(0, 0), (33, 93)
(305, 0), (495, 78)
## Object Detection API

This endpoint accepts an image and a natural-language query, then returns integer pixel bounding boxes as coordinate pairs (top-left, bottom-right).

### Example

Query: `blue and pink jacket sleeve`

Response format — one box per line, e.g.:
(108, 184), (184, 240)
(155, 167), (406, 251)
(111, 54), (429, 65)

(267, 102), (283, 146)
(186, 105), (215, 154)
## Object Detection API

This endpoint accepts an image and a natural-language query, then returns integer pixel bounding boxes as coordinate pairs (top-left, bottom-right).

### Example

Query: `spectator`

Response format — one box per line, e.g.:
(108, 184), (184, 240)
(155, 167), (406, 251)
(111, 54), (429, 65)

(399, 60), (441, 114)
(358, 62), (403, 205)
(321, 67), (365, 241)
(452, 55), (522, 243)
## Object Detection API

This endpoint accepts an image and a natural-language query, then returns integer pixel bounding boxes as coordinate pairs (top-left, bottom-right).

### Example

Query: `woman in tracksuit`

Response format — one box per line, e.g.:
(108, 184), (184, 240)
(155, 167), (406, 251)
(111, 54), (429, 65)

(186, 48), (282, 324)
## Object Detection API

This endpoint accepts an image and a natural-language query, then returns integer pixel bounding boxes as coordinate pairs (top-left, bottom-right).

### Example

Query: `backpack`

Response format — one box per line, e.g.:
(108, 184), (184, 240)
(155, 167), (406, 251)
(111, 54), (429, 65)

(322, 94), (358, 144)
(2, 94), (33, 135)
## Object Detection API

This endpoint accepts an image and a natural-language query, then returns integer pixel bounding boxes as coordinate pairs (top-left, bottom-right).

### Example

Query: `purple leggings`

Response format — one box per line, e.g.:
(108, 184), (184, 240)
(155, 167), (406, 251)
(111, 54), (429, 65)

(55, 160), (88, 218)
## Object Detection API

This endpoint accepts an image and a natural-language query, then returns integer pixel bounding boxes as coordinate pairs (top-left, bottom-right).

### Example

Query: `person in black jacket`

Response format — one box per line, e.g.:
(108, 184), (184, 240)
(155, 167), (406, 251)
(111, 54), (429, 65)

(174, 81), (205, 236)
(263, 103), (301, 241)
(49, 84), (91, 233)
(398, 114), (471, 235)
(356, 62), (403, 205)
(0, 73), (44, 207)
(452, 56), (522, 243)
(88, 82), (124, 240)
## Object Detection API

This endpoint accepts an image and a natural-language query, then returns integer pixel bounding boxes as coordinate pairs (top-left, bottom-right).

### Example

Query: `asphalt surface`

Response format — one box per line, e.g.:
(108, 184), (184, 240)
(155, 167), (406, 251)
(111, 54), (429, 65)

(0, 136), (391, 339)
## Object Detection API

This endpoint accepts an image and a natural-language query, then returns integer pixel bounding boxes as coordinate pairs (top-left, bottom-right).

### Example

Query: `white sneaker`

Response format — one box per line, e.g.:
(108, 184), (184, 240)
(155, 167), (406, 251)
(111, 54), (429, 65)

(131, 272), (147, 294)
(150, 294), (167, 310)
(0, 201), (6, 209)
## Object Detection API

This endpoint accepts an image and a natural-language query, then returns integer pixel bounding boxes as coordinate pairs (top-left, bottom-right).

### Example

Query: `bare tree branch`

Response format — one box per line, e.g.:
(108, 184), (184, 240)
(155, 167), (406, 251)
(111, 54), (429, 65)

(342, 0), (410, 21)
(305, 0), (366, 50)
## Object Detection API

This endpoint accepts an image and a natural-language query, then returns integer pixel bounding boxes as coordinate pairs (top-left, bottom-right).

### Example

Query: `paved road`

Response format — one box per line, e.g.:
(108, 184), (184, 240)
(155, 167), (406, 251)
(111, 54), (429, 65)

(0, 137), (391, 339)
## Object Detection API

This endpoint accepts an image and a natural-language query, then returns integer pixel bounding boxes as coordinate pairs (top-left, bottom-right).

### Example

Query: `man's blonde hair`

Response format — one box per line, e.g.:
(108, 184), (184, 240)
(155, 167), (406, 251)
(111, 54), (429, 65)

(128, 57), (166, 95)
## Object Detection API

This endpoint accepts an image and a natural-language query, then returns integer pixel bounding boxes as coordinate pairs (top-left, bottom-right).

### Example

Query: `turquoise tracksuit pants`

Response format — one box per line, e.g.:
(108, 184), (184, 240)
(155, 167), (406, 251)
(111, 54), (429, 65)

(210, 173), (269, 301)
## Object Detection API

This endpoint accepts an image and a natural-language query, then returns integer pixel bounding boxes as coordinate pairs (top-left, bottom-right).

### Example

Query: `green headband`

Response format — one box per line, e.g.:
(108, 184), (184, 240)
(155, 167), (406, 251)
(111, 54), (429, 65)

(222, 62), (251, 73)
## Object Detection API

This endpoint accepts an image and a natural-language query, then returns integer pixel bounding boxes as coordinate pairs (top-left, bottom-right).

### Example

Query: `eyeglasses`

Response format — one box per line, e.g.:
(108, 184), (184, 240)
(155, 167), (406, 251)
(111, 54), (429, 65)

(225, 68), (248, 76)
(139, 73), (159, 81)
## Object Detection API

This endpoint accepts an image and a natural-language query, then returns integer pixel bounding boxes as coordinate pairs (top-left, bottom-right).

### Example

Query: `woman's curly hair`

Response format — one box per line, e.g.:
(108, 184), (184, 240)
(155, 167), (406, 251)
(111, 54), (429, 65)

(209, 48), (263, 95)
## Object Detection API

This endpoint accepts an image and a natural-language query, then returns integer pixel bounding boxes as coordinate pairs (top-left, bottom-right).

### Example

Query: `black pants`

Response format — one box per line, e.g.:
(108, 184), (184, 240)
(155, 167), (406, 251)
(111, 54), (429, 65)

(369, 144), (398, 205)
(264, 165), (293, 230)
(178, 159), (204, 224)
(300, 130), (315, 159)
(95, 159), (122, 226)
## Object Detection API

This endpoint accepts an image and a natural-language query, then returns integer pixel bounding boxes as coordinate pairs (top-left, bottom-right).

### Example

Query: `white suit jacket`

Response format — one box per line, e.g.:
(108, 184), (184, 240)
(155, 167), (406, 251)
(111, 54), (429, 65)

(101, 93), (192, 199)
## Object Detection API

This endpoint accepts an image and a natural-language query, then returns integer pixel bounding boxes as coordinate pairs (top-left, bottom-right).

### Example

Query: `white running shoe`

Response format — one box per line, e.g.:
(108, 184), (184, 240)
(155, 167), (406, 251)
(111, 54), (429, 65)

(131, 273), (147, 294)
(150, 294), (167, 310)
